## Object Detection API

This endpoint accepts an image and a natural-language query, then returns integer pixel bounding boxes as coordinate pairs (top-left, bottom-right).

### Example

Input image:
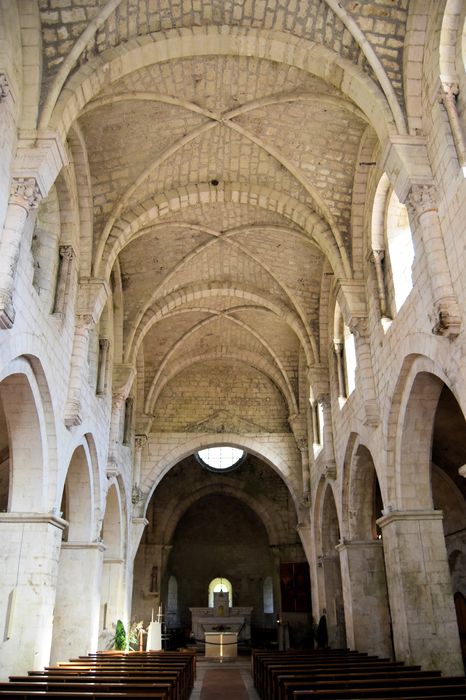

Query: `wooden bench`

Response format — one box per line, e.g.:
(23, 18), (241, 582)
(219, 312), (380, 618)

(0, 650), (196, 700)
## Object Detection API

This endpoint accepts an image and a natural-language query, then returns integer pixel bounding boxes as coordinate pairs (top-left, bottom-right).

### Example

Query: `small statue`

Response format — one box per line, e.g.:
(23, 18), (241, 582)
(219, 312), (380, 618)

(150, 565), (158, 592)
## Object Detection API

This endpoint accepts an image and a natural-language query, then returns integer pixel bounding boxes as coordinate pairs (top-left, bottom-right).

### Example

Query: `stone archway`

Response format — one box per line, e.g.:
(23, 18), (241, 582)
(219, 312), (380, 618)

(98, 481), (125, 650)
(378, 369), (463, 675)
(132, 450), (311, 649)
(339, 440), (392, 658)
(51, 442), (104, 663)
(319, 484), (346, 649)
(430, 383), (466, 666)
(0, 359), (63, 679)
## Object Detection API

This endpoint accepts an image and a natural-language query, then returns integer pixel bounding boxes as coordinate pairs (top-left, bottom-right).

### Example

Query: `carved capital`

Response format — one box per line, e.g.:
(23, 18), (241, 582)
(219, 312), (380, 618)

(112, 391), (126, 410)
(0, 73), (10, 102)
(348, 316), (367, 338)
(372, 249), (385, 264)
(296, 437), (308, 453)
(99, 338), (110, 351)
(333, 340), (344, 355)
(440, 82), (459, 101)
(59, 244), (75, 262)
(406, 184), (438, 219)
(76, 313), (95, 331)
(132, 485), (143, 505)
(316, 393), (331, 409)
(9, 177), (41, 210)
(135, 434), (148, 450)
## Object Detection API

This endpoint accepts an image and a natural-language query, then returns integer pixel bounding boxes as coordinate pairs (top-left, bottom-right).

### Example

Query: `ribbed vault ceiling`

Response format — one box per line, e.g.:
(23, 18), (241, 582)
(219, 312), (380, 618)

(40, 0), (410, 435)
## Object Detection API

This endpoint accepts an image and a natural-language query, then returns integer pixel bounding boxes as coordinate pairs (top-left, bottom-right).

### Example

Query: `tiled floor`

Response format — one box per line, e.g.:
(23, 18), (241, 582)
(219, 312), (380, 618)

(190, 657), (261, 699)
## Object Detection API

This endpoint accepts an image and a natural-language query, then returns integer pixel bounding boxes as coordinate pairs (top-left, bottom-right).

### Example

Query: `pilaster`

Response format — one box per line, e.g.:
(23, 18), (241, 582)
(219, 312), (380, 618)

(377, 509), (463, 675)
(336, 539), (392, 658)
(50, 541), (106, 663)
(0, 513), (67, 680)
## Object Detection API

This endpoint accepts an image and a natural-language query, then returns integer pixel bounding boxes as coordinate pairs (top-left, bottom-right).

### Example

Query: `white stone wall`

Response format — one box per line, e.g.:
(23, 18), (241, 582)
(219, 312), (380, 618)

(0, 0), (465, 680)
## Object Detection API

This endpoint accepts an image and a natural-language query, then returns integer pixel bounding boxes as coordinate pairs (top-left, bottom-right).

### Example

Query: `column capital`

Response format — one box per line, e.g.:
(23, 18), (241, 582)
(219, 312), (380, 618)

(406, 184), (438, 219)
(0, 73), (10, 102)
(9, 177), (41, 211)
(59, 244), (76, 262)
(316, 392), (331, 409)
(99, 337), (110, 350)
(348, 316), (368, 338)
(75, 312), (95, 331)
(440, 82), (459, 100)
(135, 434), (148, 450)
(371, 248), (385, 264)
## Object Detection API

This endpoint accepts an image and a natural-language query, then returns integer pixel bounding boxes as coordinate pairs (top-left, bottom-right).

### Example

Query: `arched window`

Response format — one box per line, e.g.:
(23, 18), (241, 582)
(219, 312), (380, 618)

(343, 323), (357, 397)
(334, 303), (357, 405)
(263, 576), (274, 614)
(386, 190), (414, 312)
(166, 576), (178, 626)
(208, 577), (233, 608)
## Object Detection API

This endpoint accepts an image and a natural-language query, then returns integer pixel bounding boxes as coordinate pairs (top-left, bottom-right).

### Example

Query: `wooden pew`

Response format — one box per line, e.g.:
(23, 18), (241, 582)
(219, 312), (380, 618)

(0, 650), (196, 700)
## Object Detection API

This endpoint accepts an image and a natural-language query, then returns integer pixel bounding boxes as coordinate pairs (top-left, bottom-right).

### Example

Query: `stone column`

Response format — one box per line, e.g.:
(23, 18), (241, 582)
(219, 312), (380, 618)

(320, 552), (346, 648)
(336, 540), (392, 658)
(333, 341), (346, 399)
(0, 177), (41, 328)
(348, 318), (379, 427)
(132, 434), (147, 505)
(0, 512), (66, 680)
(64, 314), (94, 427)
(406, 185), (461, 337)
(377, 509), (463, 674)
(53, 245), (75, 315)
(50, 541), (105, 663)
(371, 249), (389, 318)
(439, 83), (466, 172)
(123, 397), (134, 444)
(99, 556), (125, 650)
(96, 338), (110, 395)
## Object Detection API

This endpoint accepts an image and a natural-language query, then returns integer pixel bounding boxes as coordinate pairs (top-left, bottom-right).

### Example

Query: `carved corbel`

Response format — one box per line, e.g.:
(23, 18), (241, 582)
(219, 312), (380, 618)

(325, 461), (337, 480)
(0, 73), (10, 102)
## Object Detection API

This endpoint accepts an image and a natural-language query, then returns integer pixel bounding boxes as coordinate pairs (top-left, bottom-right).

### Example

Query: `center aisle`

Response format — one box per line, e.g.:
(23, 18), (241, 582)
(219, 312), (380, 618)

(190, 657), (260, 700)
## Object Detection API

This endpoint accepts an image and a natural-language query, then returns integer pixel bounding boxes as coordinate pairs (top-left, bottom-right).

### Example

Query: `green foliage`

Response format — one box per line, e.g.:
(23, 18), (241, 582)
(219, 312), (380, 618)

(114, 619), (127, 650)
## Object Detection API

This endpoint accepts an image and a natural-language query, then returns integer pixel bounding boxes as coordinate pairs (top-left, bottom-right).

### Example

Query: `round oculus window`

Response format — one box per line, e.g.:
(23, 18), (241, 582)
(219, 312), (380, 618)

(196, 446), (246, 472)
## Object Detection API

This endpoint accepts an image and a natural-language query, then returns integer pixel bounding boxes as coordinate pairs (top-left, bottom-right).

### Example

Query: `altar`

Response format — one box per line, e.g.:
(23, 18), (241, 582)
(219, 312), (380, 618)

(205, 631), (238, 658)
(190, 592), (252, 652)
